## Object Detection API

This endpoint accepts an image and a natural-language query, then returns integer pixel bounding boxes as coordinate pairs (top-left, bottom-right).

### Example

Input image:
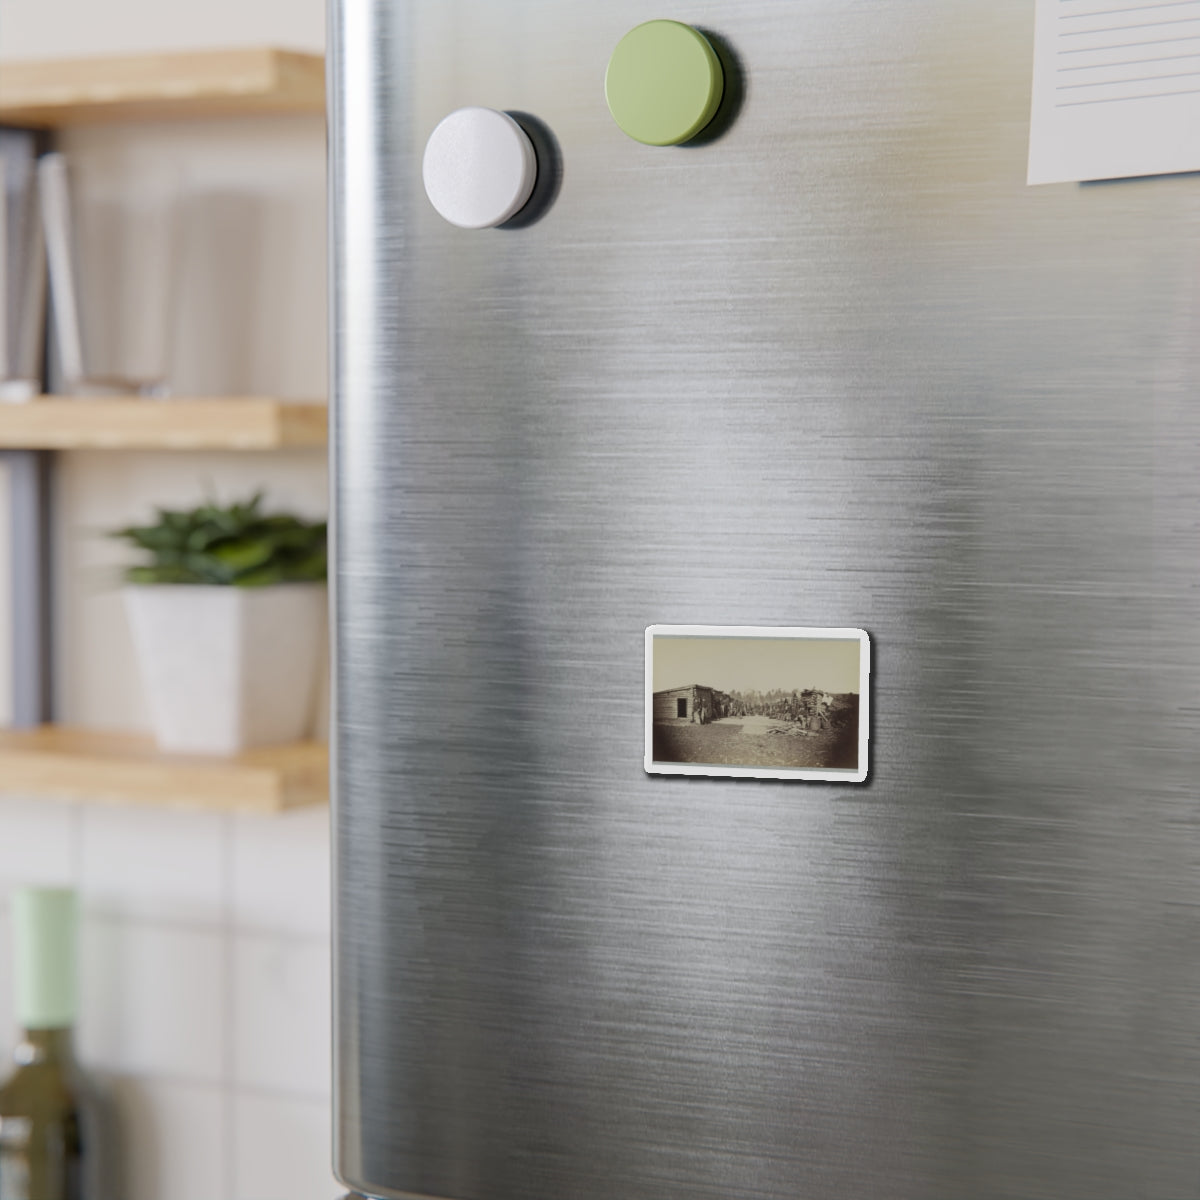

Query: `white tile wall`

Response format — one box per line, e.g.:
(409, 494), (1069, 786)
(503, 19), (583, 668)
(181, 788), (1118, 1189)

(232, 1093), (339, 1200)
(108, 1076), (227, 1200)
(80, 917), (226, 1081)
(0, 799), (334, 1195)
(80, 805), (225, 924)
(0, 796), (78, 886)
(233, 806), (331, 937)
(233, 935), (331, 1097)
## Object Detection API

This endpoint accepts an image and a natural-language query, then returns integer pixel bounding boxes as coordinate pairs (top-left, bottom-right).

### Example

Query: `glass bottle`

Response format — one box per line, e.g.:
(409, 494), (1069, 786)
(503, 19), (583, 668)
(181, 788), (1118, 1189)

(0, 888), (89, 1200)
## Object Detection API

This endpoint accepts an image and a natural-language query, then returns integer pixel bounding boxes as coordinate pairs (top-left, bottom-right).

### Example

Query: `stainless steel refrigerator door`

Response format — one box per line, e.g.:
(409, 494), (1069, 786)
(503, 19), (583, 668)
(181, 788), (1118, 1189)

(330, 2), (1200, 1198)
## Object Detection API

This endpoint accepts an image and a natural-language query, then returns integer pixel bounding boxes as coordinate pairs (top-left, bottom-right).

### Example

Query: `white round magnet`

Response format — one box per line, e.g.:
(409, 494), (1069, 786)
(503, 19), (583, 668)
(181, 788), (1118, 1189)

(422, 107), (538, 230)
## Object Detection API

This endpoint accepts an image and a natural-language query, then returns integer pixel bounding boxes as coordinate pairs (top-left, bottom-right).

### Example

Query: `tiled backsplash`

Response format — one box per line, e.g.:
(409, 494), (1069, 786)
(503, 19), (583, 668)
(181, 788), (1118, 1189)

(0, 794), (337, 1200)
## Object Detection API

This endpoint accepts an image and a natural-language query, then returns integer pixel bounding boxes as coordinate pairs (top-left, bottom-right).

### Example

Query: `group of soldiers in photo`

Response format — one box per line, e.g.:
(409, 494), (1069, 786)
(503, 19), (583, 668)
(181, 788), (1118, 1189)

(694, 687), (837, 730)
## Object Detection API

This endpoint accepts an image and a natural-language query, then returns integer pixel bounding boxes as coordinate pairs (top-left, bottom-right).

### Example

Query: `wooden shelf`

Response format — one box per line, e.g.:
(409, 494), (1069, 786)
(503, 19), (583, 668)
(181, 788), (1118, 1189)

(0, 48), (324, 127)
(0, 397), (327, 450)
(0, 726), (327, 813)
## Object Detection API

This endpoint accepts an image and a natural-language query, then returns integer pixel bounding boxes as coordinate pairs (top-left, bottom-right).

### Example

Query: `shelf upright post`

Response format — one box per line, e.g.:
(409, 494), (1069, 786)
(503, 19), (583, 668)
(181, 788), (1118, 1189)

(3, 448), (53, 726)
(2, 124), (54, 728)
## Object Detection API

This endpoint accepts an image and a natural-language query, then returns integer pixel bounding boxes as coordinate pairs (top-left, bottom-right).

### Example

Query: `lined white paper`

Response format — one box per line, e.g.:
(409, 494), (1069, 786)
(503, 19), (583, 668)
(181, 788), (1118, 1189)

(1028, 0), (1200, 183)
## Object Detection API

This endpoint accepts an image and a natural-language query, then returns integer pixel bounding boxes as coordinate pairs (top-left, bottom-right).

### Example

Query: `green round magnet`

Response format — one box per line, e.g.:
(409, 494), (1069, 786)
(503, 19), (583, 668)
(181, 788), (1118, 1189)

(605, 20), (725, 147)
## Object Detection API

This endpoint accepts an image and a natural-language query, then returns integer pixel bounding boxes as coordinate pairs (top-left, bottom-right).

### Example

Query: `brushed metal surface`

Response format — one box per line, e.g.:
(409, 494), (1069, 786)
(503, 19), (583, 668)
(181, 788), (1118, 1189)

(330, 2), (1200, 1197)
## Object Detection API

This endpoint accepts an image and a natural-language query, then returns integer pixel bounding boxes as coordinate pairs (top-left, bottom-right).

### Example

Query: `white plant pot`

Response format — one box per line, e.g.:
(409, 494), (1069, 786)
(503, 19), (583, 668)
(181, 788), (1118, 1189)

(124, 583), (326, 756)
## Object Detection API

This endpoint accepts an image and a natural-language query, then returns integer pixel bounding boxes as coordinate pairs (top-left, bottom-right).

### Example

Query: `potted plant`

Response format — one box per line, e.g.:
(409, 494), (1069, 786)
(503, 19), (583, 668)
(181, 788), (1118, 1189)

(112, 494), (327, 756)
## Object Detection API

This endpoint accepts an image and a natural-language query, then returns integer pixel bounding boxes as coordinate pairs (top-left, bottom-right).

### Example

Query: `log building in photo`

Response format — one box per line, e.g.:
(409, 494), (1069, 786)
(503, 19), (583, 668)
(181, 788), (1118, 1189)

(652, 684), (731, 724)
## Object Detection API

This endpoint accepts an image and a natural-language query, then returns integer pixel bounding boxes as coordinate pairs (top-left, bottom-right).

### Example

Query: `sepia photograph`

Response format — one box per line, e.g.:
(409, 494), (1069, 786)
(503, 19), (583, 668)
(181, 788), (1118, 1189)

(645, 626), (870, 782)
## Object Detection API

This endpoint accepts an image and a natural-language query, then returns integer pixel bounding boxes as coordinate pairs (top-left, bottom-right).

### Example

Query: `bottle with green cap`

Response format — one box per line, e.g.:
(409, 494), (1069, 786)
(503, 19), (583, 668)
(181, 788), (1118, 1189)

(0, 887), (96, 1200)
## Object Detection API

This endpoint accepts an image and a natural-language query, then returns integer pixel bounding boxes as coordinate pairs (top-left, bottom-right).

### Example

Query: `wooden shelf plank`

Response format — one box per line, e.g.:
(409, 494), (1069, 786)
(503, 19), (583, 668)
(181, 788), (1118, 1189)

(0, 48), (325, 127)
(0, 726), (328, 813)
(0, 397), (327, 450)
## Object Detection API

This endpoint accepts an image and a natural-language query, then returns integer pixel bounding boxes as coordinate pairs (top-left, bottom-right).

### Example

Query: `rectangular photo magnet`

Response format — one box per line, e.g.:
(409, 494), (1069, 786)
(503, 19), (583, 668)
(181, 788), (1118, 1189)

(645, 626), (870, 782)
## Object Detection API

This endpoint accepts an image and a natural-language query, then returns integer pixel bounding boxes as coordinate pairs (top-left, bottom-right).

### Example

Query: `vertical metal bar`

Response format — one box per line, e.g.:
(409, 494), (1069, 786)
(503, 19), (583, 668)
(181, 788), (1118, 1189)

(0, 169), (9, 381)
(2, 127), (54, 729)
(3, 448), (53, 727)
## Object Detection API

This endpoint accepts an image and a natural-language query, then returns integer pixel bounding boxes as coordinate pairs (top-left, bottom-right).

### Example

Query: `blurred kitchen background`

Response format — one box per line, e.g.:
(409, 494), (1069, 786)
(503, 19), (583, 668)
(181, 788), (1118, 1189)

(0, 0), (333, 1197)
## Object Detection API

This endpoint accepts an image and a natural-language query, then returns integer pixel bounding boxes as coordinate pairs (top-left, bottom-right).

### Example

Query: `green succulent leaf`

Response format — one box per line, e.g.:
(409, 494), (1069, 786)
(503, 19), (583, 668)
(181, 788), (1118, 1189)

(112, 495), (327, 588)
(233, 564), (290, 587)
(125, 564), (207, 585)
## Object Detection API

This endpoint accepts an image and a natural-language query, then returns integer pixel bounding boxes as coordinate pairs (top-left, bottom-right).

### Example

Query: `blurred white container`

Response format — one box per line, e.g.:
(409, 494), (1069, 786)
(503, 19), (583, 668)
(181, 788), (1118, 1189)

(124, 584), (325, 756)
(41, 151), (181, 395)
